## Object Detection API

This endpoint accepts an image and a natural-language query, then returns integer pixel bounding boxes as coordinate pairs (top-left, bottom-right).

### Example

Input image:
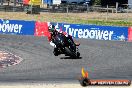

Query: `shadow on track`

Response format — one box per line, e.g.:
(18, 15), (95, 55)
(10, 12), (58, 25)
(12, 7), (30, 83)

(60, 56), (82, 59)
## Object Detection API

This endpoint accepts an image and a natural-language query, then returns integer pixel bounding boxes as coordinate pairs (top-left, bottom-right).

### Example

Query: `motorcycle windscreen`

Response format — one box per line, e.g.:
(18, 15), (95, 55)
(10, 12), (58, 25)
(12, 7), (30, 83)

(54, 33), (66, 46)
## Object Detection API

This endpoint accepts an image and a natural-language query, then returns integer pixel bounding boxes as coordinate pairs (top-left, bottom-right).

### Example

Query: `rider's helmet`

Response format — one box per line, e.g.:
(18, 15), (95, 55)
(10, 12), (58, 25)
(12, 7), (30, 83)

(48, 24), (58, 37)
(48, 25), (55, 33)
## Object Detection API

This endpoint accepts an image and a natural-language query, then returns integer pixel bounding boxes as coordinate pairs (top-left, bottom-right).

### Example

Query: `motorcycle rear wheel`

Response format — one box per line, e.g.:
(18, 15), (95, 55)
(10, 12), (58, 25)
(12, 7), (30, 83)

(65, 47), (77, 58)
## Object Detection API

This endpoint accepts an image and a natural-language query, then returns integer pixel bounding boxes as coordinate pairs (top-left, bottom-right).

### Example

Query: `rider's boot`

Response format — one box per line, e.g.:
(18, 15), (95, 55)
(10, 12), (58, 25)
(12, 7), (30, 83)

(75, 42), (80, 46)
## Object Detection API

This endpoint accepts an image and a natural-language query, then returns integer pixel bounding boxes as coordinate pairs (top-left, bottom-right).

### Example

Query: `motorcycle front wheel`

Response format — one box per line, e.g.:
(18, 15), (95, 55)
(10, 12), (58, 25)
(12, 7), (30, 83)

(65, 47), (77, 58)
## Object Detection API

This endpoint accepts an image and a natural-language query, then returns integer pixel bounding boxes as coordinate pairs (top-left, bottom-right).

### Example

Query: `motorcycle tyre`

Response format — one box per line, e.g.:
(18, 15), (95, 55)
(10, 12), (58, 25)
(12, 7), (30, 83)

(53, 48), (59, 56)
(65, 47), (77, 58)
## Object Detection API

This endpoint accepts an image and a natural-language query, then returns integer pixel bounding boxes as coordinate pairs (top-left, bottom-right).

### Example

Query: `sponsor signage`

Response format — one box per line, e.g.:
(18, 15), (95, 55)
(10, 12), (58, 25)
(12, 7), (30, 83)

(79, 67), (131, 86)
(0, 19), (35, 35)
(35, 21), (50, 36)
(49, 22), (128, 41)
(128, 27), (132, 41)
(0, 19), (130, 42)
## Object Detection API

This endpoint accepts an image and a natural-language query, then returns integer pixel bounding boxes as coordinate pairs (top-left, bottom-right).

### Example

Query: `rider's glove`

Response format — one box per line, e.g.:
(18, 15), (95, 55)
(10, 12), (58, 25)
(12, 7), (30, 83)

(65, 34), (68, 37)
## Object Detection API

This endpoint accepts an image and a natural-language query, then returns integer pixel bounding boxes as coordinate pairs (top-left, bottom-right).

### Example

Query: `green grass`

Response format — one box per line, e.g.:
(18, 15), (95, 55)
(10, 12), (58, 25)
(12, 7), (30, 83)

(75, 20), (132, 27)
(44, 18), (132, 27)
(53, 18), (132, 27)
(32, 13), (132, 27)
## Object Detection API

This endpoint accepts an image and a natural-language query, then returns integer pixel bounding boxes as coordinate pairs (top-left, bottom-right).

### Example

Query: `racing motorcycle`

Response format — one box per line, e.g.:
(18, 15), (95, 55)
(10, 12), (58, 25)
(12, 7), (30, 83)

(52, 31), (80, 58)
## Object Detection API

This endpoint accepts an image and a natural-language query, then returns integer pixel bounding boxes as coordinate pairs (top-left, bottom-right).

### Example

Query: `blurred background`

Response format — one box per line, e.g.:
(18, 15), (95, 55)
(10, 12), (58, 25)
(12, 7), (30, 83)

(0, 0), (132, 25)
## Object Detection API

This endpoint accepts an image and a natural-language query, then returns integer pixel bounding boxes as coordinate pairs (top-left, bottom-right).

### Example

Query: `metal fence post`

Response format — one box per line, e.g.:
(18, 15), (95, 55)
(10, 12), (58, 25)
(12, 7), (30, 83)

(66, 4), (69, 16)
(116, 2), (118, 13)
(126, 4), (128, 21)
(106, 5), (108, 21)
(31, 4), (33, 14)
(13, 0), (16, 12)
(87, 4), (89, 13)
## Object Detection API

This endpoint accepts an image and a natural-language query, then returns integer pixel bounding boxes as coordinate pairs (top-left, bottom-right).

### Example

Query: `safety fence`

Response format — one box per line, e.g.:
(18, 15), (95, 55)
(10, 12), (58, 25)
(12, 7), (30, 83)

(0, 19), (132, 41)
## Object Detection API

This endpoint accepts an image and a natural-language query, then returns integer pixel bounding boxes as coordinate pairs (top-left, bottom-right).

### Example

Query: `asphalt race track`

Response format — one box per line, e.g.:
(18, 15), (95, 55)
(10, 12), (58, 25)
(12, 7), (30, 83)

(0, 34), (132, 83)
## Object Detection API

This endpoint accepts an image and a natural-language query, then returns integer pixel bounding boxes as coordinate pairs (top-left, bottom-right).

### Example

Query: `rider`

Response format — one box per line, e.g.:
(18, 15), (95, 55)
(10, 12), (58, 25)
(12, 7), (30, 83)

(47, 24), (80, 48)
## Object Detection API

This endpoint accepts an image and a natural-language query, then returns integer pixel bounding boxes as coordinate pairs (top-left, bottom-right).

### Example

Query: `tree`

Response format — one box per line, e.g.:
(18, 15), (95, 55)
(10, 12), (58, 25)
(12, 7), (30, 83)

(92, 0), (101, 5)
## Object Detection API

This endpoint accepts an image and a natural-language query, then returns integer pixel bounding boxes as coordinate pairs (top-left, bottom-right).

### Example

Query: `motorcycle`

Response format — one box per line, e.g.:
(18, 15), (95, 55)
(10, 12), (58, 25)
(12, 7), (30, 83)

(52, 31), (80, 58)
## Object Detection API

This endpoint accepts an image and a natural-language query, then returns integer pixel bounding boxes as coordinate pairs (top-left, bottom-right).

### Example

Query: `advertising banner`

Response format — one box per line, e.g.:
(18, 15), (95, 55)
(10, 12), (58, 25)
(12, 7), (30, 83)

(35, 21), (50, 36)
(128, 27), (132, 41)
(0, 19), (35, 35)
(49, 22), (128, 41)
(0, 19), (129, 42)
